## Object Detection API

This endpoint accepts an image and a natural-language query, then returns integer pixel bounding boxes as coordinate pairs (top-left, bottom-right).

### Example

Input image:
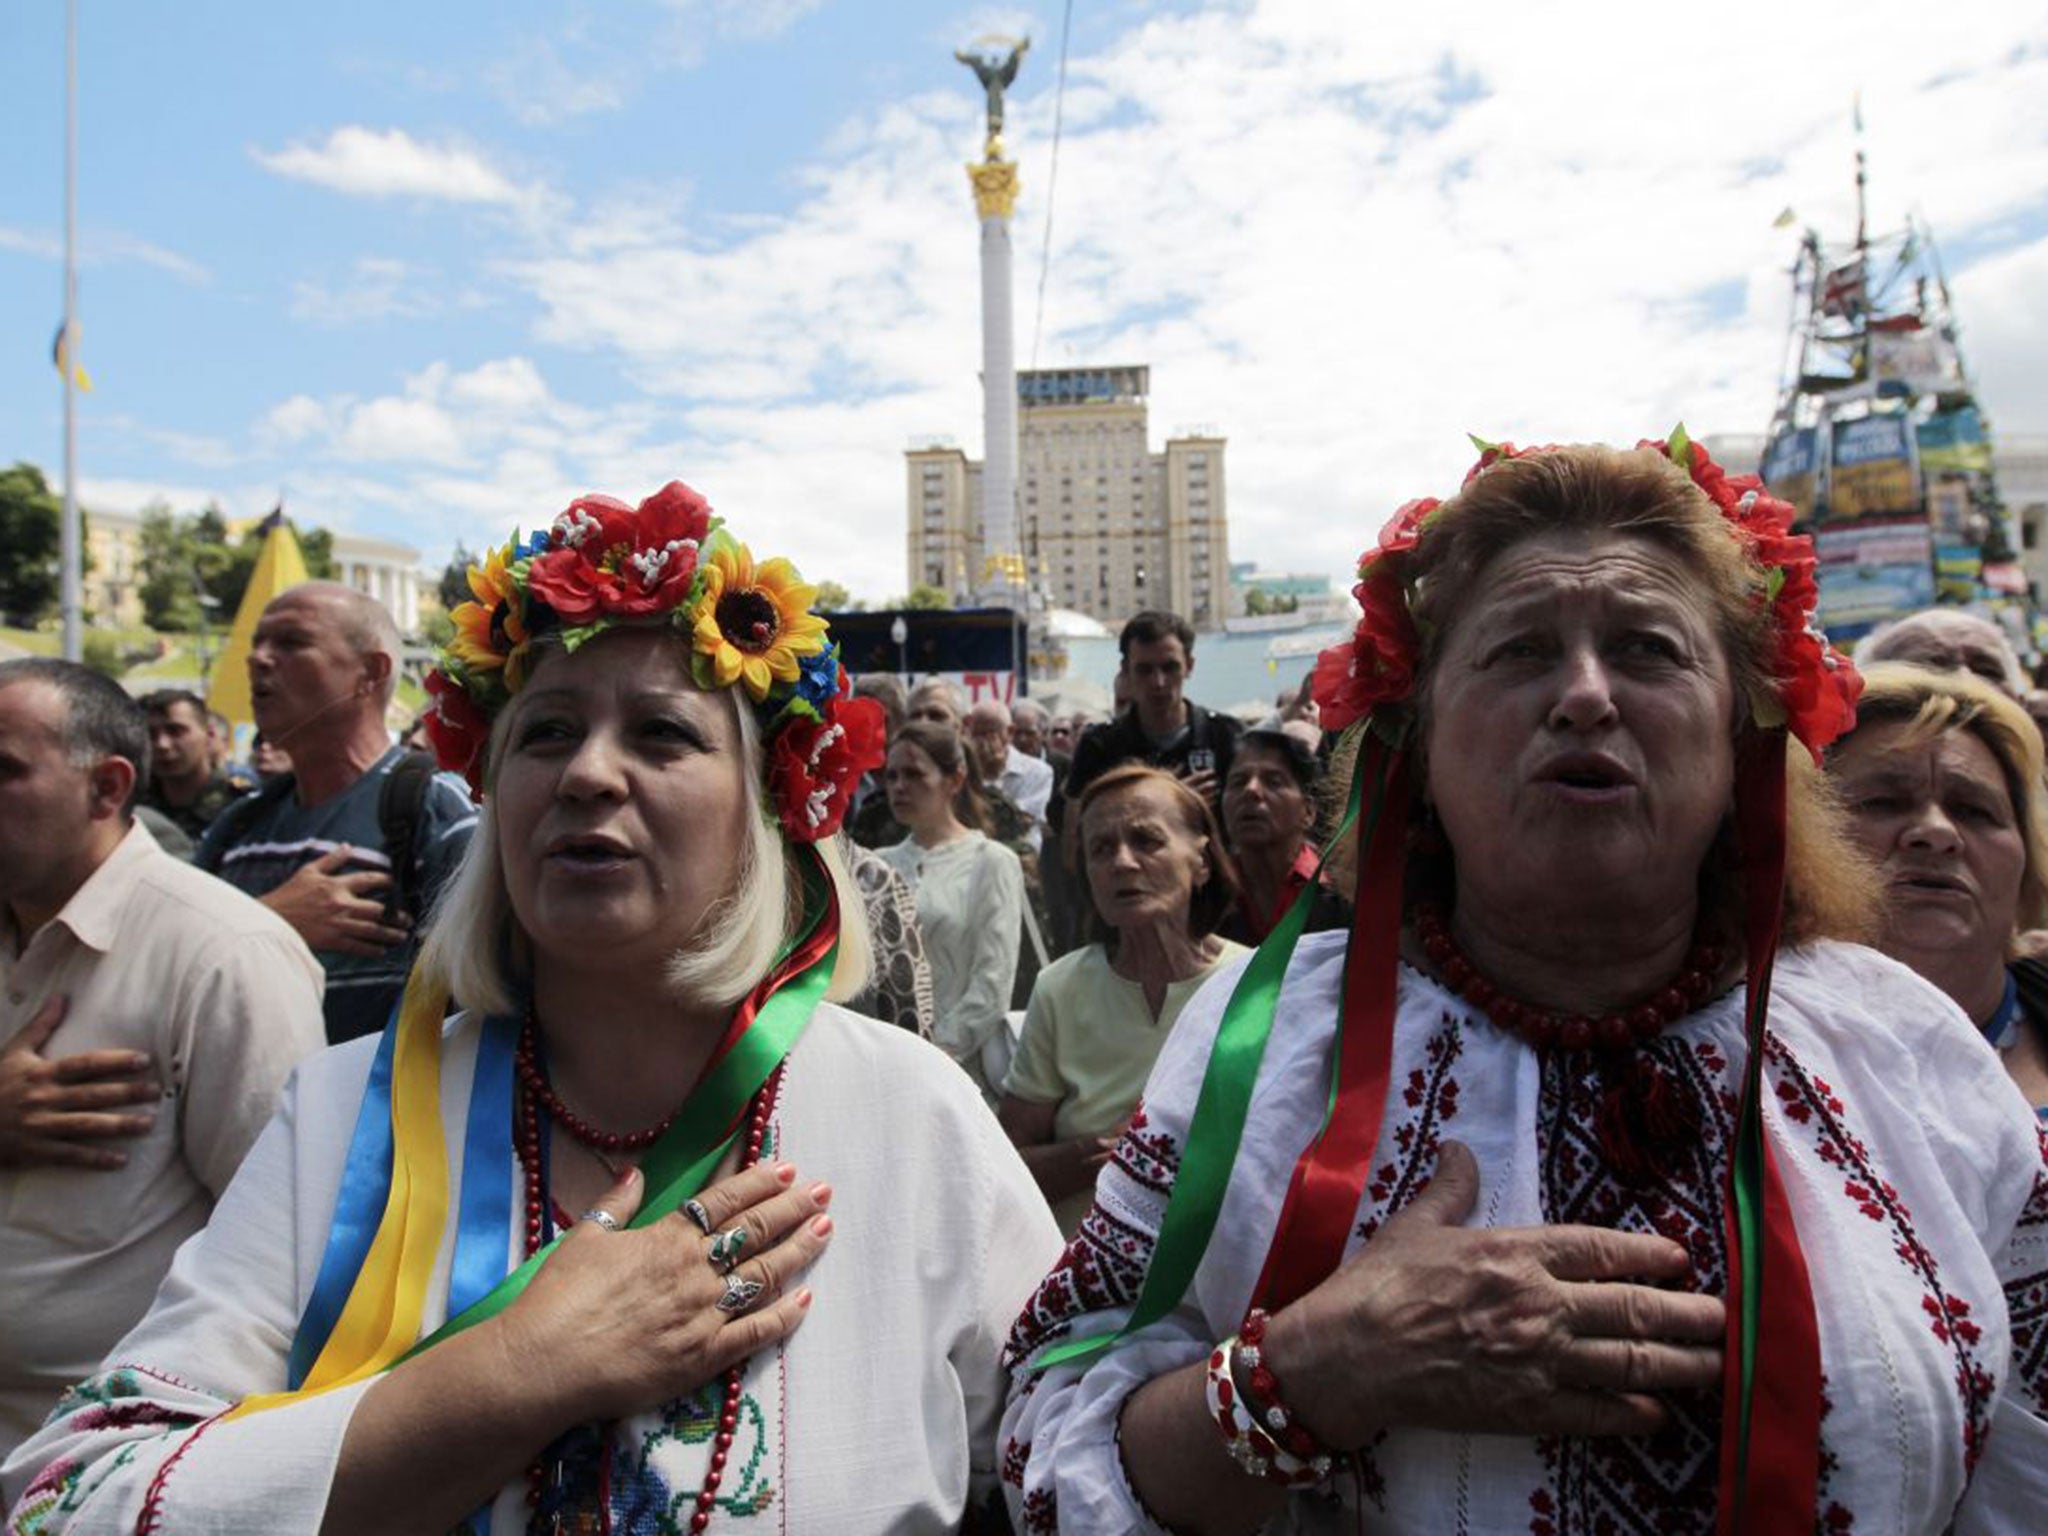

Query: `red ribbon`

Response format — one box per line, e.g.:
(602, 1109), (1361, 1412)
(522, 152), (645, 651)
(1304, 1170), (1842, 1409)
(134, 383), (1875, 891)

(1252, 736), (1413, 1311)
(1715, 731), (1821, 1535)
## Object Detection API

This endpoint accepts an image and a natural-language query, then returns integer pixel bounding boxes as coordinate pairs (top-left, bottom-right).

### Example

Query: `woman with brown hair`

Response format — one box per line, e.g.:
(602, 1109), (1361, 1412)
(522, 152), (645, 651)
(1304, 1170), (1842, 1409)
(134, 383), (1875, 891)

(1000, 436), (2047, 1534)
(1000, 766), (1248, 1234)
(1829, 660), (2048, 1119)
(879, 717), (1026, 1099)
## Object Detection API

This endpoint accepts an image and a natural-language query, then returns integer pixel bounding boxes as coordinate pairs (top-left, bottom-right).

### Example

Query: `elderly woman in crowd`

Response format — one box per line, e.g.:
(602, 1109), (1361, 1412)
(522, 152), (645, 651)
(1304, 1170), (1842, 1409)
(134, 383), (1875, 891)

(1000, 766), (1248, 1235)
(1858, 606), (2026, 697)
(1000, 437), (2048, 1534)
(879, 718), (1027, 1099)
(1216, 725), (1348, 946)
(1828, 662), (2048, 1120)
(3, 484), (1060, 1533)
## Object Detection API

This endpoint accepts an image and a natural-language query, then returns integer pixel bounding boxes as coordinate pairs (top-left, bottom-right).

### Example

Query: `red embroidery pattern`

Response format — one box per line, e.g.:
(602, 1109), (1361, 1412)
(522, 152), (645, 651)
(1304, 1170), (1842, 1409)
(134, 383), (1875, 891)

(1001, 1104), (1176, 1368)
(1354, 1020), (1463, 1245)
(1769, 1038), (1999, 1474)
(1531, 1035), (1729, 1535)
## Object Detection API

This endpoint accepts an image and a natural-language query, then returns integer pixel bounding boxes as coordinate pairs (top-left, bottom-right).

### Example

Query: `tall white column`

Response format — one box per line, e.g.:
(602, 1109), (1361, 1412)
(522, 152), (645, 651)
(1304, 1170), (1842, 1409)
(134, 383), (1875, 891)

(979, 212), (1019, 609)
(967, 152), (1022, 611)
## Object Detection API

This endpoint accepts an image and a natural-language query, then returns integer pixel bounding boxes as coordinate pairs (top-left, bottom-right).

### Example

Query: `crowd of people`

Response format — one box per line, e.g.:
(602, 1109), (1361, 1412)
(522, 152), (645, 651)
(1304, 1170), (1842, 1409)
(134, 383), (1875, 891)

(1, 439), (2043, 1533)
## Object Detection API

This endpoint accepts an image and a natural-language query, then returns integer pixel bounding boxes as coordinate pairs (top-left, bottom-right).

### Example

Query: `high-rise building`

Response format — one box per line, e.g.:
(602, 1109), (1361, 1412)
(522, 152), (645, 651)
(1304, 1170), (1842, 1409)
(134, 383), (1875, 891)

(906, 365), (1229, 629)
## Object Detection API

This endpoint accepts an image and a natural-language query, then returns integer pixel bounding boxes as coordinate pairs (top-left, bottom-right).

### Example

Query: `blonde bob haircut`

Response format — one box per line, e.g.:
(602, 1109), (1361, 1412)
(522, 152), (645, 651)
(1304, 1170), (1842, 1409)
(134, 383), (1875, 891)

(417, 633), (872, 1019)
(1326, 443), (1880, 948)
(1832, 660), (2048, 940)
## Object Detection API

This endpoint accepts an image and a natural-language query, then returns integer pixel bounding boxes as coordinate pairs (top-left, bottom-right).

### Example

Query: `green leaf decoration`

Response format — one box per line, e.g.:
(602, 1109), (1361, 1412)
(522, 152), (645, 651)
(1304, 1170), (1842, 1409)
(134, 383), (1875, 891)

(1467, 432), (1502, 456)
(1667, 423), (1693, 467)
(1765, 568), (1786, 603)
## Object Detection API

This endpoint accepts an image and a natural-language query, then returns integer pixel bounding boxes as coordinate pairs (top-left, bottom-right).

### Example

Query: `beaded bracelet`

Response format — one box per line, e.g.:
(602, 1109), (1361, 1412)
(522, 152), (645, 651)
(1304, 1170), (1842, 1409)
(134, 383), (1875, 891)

(1203, 1311), (1334, 1486)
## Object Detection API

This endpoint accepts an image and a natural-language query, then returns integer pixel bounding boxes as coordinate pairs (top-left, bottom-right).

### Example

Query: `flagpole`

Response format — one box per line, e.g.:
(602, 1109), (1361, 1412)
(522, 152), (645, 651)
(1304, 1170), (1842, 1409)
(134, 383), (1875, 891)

(59, 0), (82, 663)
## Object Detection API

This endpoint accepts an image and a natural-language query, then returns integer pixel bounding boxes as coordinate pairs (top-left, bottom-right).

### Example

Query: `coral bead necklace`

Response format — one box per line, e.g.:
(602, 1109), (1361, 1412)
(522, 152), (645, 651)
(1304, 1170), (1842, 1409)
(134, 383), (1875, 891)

(515, 1021), (784, 1534)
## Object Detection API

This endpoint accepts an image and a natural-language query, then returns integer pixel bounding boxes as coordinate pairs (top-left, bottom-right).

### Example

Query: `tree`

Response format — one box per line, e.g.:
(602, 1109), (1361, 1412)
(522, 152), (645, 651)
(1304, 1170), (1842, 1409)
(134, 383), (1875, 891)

(139, 504), (204, 631)
(439, 544), (476, 612)
(903, 583), (950, 611)
(811, 579), (858, 613)
(140, 505), (340, 630)
(0, 463), (63, 624)
(1243, 588), (1299, 617)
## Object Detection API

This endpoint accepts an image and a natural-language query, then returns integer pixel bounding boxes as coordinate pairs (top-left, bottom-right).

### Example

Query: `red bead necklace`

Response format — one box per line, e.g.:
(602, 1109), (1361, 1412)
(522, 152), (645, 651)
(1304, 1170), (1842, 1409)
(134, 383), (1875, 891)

(516, 1018), (680, 1155)
(1413, 902), (1726, 1053)
(515, 1039), (784, 1534)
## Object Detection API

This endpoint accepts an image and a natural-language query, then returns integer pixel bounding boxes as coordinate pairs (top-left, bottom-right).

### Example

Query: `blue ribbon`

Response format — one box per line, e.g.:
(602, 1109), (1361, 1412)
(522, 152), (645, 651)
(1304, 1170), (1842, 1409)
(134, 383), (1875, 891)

(1983, 972), (2020, 1049)
(288, 1019), (399, 1389)
(447, 1016), (517, 1320)
(287, 1013), (519, 1391)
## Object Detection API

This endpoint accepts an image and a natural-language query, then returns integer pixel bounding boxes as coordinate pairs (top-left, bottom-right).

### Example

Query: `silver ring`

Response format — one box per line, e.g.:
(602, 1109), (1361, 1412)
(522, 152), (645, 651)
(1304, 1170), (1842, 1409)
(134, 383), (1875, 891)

(708, 1226), (749, 1274)
(715, 1271), (765, 1315)
(578, 1207), (622, 1233)
(682, 1198), (714, 1234)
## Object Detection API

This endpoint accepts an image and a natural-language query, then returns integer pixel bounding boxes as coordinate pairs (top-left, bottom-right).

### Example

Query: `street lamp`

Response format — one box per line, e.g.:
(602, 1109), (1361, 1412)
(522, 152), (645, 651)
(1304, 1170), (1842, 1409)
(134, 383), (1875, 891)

(890, 614), (909, 682)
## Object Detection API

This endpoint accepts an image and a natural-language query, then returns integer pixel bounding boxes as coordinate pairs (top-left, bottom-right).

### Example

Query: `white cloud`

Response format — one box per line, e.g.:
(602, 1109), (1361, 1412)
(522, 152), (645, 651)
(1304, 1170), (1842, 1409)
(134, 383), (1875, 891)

(252, 126), (528, 205)
(339, 397), (468, 464)
(0, 224), (208, 282)
(290, 257), (434, 326)
(103, 1), (2048, 602)
(262, 394), (335, 445)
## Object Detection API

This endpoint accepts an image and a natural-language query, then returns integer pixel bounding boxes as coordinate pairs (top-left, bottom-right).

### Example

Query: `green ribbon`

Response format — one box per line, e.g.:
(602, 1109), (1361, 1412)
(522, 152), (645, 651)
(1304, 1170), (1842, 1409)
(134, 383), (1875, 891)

(397, 860), (835, 1363)
(1028, 735), (1372, 1372)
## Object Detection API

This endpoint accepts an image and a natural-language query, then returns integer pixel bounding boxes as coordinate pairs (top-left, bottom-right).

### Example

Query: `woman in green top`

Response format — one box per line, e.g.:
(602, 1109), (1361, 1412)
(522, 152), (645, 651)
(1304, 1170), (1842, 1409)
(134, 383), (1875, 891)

(999, 764), (1248, 1233)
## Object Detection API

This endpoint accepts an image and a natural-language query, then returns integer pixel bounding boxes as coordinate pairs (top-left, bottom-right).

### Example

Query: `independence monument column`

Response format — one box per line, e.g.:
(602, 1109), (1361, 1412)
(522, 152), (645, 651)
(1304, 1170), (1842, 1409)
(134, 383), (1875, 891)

(956, 36), (1028, 610)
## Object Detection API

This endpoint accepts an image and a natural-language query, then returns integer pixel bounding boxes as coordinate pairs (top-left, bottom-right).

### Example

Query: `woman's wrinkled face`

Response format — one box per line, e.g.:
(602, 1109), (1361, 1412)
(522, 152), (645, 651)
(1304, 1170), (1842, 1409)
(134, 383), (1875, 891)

(1424, 530), (1736, 917)
(494, 628), (748, 972)
(884, 738), (959, 831)
(1831, 718), (2025, 959)
(1083, 780), (1209, 935)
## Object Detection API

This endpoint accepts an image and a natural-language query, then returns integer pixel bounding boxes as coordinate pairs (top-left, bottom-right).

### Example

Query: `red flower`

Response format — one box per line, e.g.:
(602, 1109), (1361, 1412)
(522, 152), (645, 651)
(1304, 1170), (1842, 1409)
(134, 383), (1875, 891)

(526, 482), (714, 624)
(768, 696), (887, 842)
(1312, 498), (1438, 731)
(423, 669), (491, 798)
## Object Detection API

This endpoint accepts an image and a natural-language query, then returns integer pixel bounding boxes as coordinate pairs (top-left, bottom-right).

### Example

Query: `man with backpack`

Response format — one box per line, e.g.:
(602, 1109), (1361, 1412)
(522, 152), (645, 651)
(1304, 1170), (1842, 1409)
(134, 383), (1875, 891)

(197, 583), (477, 1044)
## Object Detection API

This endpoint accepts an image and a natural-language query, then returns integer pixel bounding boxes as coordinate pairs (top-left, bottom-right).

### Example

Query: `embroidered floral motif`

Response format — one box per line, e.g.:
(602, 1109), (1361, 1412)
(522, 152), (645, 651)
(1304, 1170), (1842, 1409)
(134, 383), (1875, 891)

(2003, 1123), (2048, 1416)
(1355, 1020), (1462, 1244)
(1769, 1038), (1998, 1475)
(1531, 1035), (1729, 1535)
(1003, 1104), (1178, 1367)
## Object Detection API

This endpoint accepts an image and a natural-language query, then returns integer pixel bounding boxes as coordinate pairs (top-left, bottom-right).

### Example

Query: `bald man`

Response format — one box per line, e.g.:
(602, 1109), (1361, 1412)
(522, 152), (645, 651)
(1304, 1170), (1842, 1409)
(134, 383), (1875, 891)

(196, 583), (477, 1043)
(964, 698), (1055, 852)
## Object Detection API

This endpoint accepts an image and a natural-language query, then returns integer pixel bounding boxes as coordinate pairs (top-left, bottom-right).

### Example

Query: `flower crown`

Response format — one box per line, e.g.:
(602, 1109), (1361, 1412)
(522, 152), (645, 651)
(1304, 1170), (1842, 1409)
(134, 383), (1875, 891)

(423, 480), (885, 842)
(1311, 427), (1861, 758)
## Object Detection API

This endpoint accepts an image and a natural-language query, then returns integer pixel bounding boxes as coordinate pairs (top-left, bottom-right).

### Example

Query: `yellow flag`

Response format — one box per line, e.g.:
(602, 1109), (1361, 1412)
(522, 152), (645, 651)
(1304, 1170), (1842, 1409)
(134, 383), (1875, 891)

(208, 512), (311, 729)
(51, 322), (93, 392)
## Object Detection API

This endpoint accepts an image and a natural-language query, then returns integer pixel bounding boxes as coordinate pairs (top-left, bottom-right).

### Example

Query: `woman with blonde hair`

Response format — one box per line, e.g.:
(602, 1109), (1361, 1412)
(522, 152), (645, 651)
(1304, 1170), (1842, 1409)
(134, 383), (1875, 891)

(4, 483), (1060, 1533)
(1828, 660), (2048, 1119)
(1001, 435), (2047, 1534)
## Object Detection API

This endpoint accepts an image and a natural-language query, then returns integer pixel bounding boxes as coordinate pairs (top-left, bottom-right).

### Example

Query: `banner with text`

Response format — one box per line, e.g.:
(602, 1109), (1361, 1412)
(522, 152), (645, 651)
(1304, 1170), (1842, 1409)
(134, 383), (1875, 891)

(1828, 414), (1918, 521)
(1817, 520), (1934, 643)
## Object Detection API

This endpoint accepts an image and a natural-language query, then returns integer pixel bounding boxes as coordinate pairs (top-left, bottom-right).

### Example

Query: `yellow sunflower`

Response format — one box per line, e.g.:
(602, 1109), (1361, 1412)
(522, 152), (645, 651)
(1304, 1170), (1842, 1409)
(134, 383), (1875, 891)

(446, 539), (532, 684)
(691, 540), (827, 701)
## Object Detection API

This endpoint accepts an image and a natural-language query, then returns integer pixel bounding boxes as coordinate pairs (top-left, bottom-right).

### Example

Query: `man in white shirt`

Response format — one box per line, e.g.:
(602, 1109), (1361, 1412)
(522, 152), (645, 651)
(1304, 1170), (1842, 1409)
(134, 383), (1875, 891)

(0, 660), (324, 1455)
(963, 699), (1054, 852)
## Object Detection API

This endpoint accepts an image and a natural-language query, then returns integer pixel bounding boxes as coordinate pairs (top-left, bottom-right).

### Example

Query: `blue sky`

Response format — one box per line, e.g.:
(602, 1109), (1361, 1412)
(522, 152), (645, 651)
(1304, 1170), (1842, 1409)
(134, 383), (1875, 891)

(4, 1), (2045, 603)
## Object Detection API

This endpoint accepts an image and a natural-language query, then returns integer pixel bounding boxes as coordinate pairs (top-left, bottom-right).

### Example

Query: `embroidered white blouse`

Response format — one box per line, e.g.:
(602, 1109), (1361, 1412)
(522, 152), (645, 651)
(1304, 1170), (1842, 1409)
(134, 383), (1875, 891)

(1000, 938), (2048, 1535)
(2, 1004), (1063, 1534)
(878, 832), (1026, 1096)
